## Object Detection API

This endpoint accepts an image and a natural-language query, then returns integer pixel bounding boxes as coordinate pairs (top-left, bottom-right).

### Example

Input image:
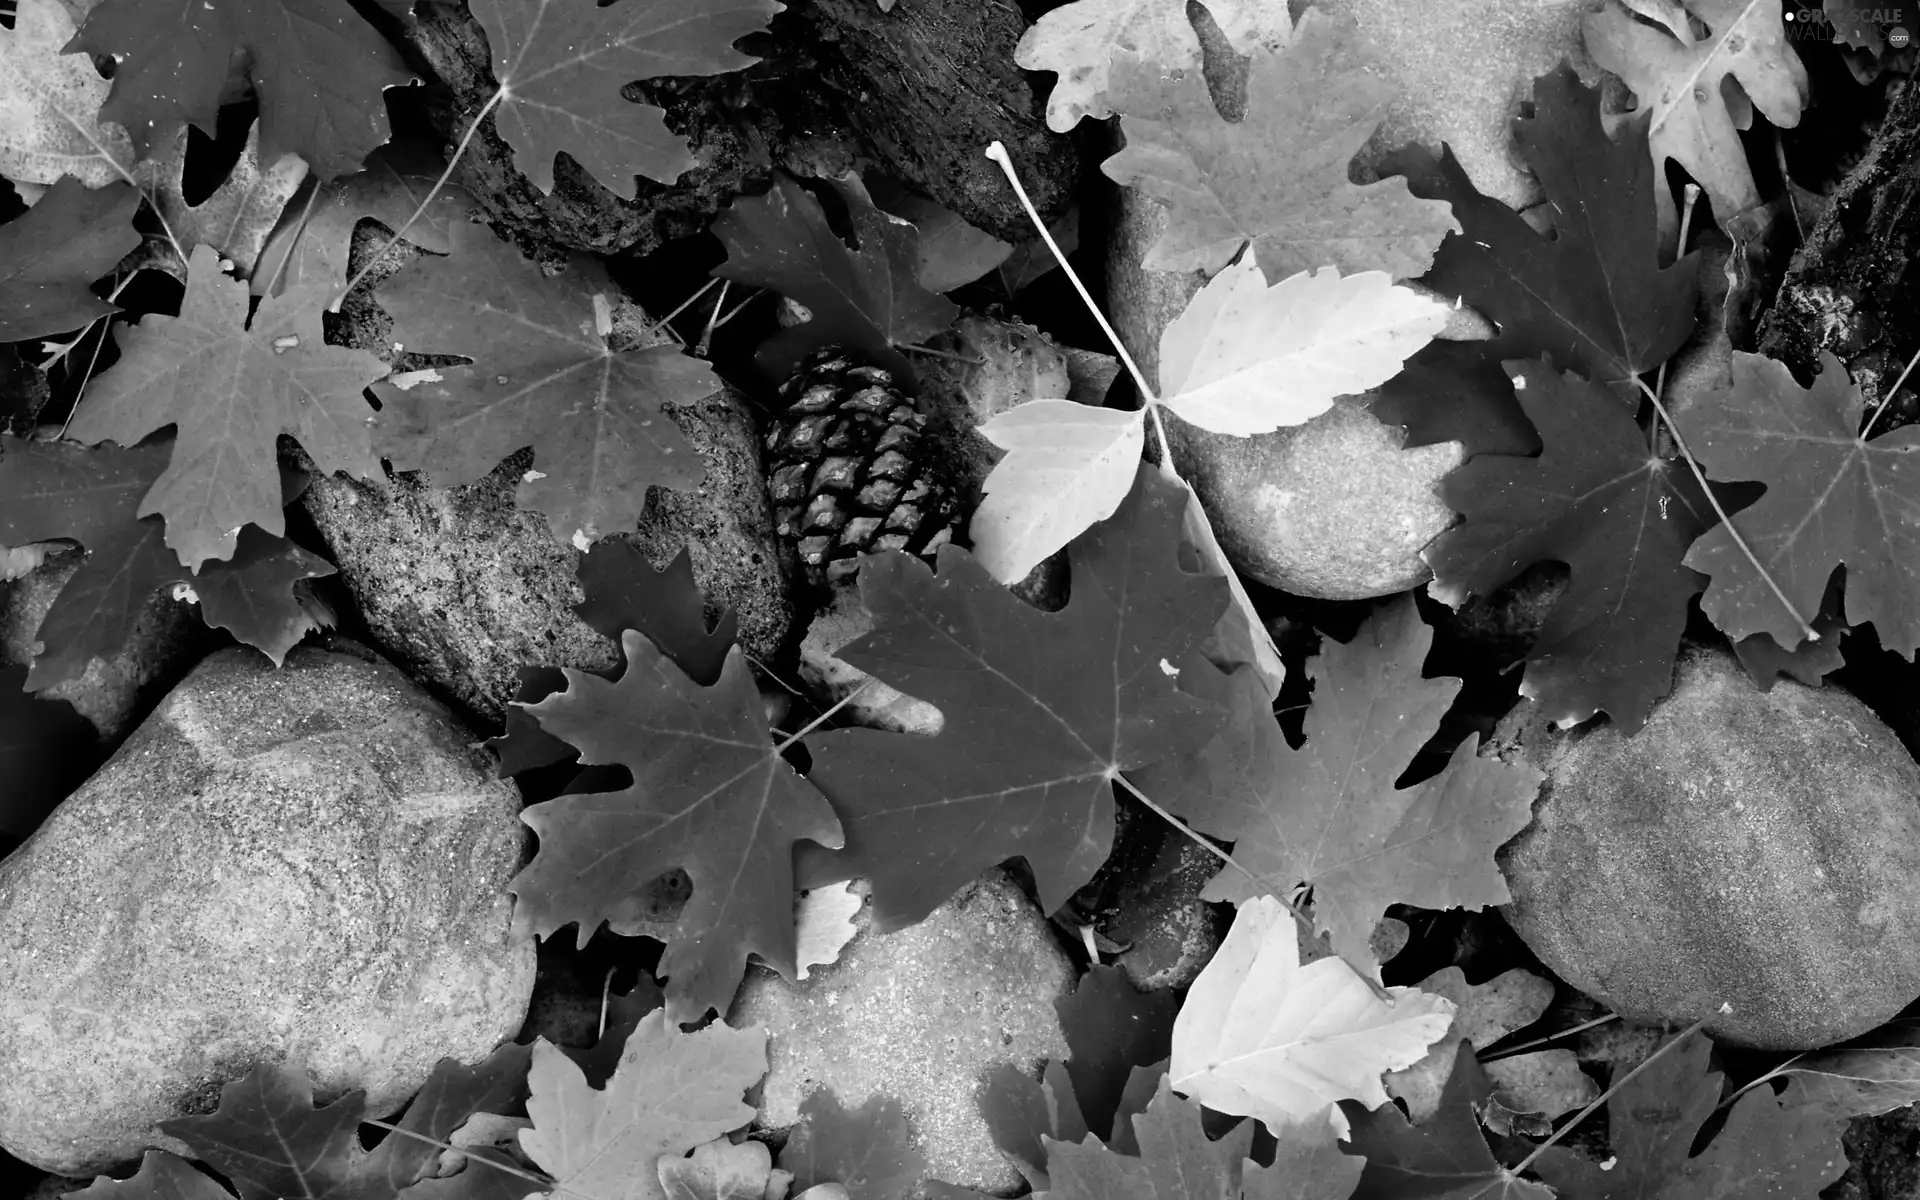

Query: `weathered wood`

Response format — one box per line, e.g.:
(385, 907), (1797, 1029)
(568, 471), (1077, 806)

(402, 0), (1076, 258)
(1757, 78), (1920, 416)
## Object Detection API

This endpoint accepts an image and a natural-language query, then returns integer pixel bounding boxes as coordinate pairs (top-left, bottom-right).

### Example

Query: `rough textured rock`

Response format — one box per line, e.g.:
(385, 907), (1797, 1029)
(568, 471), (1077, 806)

(298, 386), (790, 729)
(1493, 645), (1920, 1050)
(0, 640), (535, 1175)
(1161, 401), (1463, 599)
(0, 548), (217, 743)
(729, 870), (1072, 1193)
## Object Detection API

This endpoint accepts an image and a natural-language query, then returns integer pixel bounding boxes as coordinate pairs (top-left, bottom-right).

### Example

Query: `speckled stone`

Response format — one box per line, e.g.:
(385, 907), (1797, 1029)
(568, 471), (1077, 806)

(0, 548), (216, 743)
(1494, 645), (1920, 1050)
(0, 640), (535, 1175)
(729, 872), (1072, 1194)
(295, 384), (790, 729)
(1104, 837), (1226, 992)
(1307, 0), (1604, 210)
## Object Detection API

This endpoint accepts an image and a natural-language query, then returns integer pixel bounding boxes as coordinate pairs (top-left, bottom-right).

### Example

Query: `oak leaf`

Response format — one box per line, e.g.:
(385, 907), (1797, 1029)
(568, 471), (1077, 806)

(1169, 894), (1454, 1136)
(1015, 0), (1292, 132)
(1101, 9), (1458, 281)
(370, 218), (718, 546)
(1584, 0), (1807, 235)
(65, 244), (387, 569)
(795, 464), (1229, 932)
(1677, 349), (1920, 657)
(68, 1152), (235, 1200)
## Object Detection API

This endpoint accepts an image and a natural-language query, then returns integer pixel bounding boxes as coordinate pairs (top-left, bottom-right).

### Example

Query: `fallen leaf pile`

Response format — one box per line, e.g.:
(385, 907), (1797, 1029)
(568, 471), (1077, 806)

(5, 0), (1918, 1194)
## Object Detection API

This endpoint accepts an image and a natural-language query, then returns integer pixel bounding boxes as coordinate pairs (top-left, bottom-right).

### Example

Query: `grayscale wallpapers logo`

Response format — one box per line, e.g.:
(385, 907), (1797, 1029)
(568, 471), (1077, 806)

(1782, 2), (1914, 46)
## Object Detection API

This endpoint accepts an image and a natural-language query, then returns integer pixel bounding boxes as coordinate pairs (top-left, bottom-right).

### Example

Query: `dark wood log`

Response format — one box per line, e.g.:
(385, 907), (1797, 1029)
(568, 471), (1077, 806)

(401, 0), (1076, 259)
(1757, 78), (1920, 418)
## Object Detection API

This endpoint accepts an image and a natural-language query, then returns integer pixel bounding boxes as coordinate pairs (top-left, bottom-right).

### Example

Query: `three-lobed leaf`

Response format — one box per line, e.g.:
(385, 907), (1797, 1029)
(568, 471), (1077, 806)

(1676, 349), (1920, 657)
(1169, 894), (1454, 1136)
(470, 0), (781, 197)
(65, 244), (388, 569)
(1101, 8), (1457, 282)
(968, 399), (1144, 585)
(371, 218), (719, 547)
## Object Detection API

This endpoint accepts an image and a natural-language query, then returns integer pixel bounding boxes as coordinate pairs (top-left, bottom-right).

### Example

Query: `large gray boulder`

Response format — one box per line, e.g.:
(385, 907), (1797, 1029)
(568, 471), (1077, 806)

(0, 640), (535, 1175)
(1494, 645), (1920, 1050)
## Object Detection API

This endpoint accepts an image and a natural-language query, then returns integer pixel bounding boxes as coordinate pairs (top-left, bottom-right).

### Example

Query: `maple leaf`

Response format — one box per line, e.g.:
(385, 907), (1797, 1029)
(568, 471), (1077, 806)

(469, 0), (779, 197)
(1531, 1033), (1848, 1199)
(1777, 1017), (1920, 1118)
(710, 172), (960, 382)
(1101, 10), (1458, 281)
(1423, 357), (1725, 733)
(1385, 969), (1593, 1126)
(0, 174), (141, 341)
(0, 0), (136, 189)
(1385, 65), (1698, 387)
(491, 541), (738, 776)
(69, 1151), (235, 1200)
(0, 434), (330, 687)
(160, 1061), (366, 1200)
(66, 0), (409, 178)
(1344, 1042), (1553, 1200)
(1169, 894), (1454, 1136)
(1015, 0), (1291, 132)
(1058, 964), (1177, 1140)
(136, 120), (311, 280)
(512, 633), (842, 1022)
(252, 136), (476, 298)
(794, 463), (1229, 931)
(370, 218), (716, 546)
(779, 1088), (928, 1200)
(0, 664), (96, 835)
(1140, 596), (1539, 973)
(1584, 0), (1808, 234)
(983, 1059), (1091, 1190)
(1675, 349), (1920, 656)
(1368, 340), (1540, 461)
(346, 1044), (533, 1200)
(517, 1015), (767, 1200)
(64, 244), (387, 569)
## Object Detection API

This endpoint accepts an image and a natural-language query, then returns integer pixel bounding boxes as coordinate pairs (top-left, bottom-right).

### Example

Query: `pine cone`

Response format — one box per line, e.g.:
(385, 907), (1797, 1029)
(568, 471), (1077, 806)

(765, 347), (961, 596)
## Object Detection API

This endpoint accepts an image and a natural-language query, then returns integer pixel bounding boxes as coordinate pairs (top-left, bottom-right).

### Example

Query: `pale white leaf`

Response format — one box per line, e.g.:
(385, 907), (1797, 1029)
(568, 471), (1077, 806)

(1015, 0), (1295, 133)
(0, 0), (135, 189)
(1170, 894), (1454, 1135)
(1157, 258), (1449, 436)
(794, 882), (864, 980)
(968, 400), (1145, 584)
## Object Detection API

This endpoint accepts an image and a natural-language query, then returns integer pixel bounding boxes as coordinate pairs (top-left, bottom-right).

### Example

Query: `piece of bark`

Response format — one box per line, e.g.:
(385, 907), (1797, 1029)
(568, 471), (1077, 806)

(1756, 79), (1920, 417)
(400, 0), (1075, 258)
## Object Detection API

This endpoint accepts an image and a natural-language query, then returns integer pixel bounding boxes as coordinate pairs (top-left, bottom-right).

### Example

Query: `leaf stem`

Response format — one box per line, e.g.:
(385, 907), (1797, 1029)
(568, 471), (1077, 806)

(1633, 375), (1817, 643)
(1649, 183), (1699, 456)
(983, 141), (1164, 440)
(329, 86), (505, 314)
(358, 1117), (554, 1189)
(1482, 1011), (1617, 1060)
(56, 272), (138, 440)
(262, 176), (326, 298)
(1505, 1015), (1715, 1180)
(773, 677), (873, 755)
(1859, 340), (1920, 442)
